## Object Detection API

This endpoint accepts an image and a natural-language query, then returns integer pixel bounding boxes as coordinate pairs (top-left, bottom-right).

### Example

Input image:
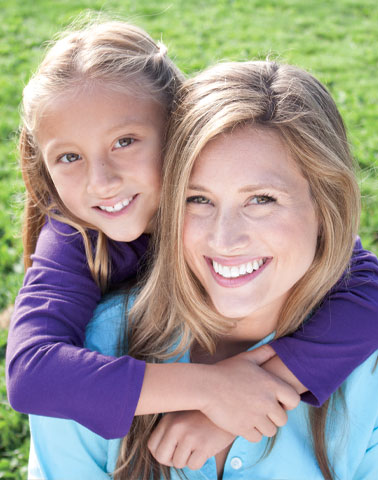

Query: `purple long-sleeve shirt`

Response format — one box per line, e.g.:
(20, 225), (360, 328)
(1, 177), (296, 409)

(6, 217), (378, 439)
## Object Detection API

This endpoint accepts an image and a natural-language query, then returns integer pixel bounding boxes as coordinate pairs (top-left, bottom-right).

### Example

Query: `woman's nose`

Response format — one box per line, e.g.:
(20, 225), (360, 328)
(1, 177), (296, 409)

(208, 209), (250, 253)
(86, 158), (122, 198)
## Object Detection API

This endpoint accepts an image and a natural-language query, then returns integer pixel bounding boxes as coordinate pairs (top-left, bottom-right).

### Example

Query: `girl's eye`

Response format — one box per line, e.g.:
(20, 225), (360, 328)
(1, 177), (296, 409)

(186, 195), (211, 205)
(58, 153), (81, 164)
(114, 137), (134, 149)
(248, 195), (276, 205)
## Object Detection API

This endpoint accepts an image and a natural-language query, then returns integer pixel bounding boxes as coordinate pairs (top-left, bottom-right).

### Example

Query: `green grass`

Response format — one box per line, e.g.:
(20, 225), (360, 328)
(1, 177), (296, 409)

(0, 330), (29, 478)
(0, 0), (377, 477)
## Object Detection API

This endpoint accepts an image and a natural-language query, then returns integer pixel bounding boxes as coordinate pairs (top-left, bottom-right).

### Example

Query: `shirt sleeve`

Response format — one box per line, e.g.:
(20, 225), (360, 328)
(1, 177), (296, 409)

(6, 217), (147, 439)
(271, 238), (378, 406)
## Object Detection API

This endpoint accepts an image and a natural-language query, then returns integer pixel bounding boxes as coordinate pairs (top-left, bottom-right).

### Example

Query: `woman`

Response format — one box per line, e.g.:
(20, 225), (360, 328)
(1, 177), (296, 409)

(29, 61), (378, 480)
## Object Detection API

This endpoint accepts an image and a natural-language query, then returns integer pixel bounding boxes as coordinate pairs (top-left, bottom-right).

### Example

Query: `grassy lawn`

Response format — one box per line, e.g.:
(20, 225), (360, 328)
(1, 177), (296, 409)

(0, 0), (377, 476)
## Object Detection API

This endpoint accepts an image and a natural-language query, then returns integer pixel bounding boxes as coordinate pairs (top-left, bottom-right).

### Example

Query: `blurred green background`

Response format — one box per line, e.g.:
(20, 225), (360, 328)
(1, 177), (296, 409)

(0, 0), (377, 476)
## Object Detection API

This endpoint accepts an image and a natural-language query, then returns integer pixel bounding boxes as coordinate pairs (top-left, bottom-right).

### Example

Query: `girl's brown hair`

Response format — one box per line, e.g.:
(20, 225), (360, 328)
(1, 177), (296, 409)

(115, 61), (360, 479)
(20, 19), (183, 290)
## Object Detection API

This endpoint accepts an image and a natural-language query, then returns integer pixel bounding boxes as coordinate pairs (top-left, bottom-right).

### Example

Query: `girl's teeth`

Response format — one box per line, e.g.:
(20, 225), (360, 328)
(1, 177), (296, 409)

(212, 259), (265, 279)
(99, 197), (132, 213)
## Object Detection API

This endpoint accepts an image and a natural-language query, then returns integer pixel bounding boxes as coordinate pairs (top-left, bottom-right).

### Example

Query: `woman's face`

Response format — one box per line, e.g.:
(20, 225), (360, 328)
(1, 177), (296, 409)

(183, 127), (319, 337)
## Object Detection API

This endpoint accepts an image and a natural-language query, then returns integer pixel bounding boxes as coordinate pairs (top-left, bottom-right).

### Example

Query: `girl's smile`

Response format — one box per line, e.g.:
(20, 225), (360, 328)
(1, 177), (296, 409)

(97, 194), (136, 213)
(37, 84), (165, 241)
(183, 126), (319, 340)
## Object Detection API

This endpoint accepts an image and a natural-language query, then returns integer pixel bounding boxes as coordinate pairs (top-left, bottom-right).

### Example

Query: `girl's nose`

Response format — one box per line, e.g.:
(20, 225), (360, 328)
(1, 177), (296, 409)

(86, 158), (122, 198)
(208, 209), (250, 253)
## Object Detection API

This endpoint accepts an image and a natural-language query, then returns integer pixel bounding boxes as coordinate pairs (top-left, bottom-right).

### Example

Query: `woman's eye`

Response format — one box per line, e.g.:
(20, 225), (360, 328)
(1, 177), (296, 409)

(58, 153), (81, 164)
(186, 195), (211, 205)
(248, 195), (276, 205)
(114, 137), (134, 149)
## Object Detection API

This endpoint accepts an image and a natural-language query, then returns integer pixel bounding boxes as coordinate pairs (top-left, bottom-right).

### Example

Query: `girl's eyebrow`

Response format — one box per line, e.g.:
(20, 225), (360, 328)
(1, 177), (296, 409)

(109, 117), (158, 132)
(42, 118), (155, 153)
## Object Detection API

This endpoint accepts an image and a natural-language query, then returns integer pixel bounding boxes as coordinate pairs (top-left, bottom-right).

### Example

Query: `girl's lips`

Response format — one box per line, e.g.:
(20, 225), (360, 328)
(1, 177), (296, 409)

(97, 194), (136, 210)
(205, 256), (272, 288)
(94, 194), (138, 217)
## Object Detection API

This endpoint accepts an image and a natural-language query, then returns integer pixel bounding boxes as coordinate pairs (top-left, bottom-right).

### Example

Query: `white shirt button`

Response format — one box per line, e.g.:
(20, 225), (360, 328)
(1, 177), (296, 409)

(230, 456), (243, 470)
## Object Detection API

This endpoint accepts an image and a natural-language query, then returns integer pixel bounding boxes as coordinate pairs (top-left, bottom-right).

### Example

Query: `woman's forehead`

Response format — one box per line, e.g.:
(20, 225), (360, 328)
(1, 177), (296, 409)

(189, 126), (308, 194)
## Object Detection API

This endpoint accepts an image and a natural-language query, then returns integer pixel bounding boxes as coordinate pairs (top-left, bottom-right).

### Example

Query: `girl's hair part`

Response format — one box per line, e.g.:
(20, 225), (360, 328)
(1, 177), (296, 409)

(20, 18), (184, 290)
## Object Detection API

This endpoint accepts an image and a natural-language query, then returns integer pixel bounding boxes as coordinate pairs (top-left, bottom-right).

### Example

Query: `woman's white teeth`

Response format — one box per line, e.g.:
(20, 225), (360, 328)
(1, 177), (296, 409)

(99, 197), (133, 213)
(212, 259), (264, 278)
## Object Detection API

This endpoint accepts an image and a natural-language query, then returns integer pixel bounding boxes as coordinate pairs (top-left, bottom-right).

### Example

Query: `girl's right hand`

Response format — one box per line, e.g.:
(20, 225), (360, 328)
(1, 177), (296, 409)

(148, 410), (235, 470)
(199, 345), (300, 442)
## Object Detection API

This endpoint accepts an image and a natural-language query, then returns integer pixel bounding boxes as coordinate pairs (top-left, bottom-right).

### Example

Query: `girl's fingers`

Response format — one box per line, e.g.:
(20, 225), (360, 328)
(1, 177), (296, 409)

(186, 449), (208, 471)
(148, 424), (176, 466)
(268, 405), (288, 428)
(277, 384), (301, 411)
(171, 441), (193, 469)
(151, 436), (176, 466)
(147, 422), (166, 456)
(254, 416), (278, 438)
(240, 427), (263, 444)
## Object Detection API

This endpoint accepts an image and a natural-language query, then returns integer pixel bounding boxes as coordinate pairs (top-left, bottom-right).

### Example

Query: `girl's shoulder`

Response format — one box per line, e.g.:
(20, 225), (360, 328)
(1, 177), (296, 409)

(35, 216), (149, 279)
(36, 216), (88, 262)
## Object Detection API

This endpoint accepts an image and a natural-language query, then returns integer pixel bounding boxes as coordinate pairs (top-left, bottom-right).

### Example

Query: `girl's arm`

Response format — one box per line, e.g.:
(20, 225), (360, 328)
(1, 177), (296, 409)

(6, 217), (148, 439)
(7, 217), (297, 441)
(270, 237), (378, 406)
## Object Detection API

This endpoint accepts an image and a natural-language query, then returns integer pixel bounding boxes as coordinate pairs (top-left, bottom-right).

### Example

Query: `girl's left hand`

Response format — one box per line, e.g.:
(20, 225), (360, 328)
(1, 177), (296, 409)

(148, 410), (235, 470)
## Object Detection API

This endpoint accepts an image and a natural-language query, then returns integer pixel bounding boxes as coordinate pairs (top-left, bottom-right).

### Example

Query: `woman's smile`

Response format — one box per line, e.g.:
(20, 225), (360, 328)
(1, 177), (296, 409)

(206, 256), (271, 287)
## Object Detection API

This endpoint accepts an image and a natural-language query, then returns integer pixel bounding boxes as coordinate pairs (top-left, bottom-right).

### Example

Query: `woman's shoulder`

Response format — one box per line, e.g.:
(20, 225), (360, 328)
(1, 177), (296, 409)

(84, 292), (137, 356)
(344, 350), (378, 402)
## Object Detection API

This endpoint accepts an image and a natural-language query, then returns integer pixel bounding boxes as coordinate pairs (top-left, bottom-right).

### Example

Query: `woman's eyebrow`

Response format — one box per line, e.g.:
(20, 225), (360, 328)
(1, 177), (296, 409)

(187, 184), (211, 192)
(239, 183), (290, 194)
(188, 183), (291, 194)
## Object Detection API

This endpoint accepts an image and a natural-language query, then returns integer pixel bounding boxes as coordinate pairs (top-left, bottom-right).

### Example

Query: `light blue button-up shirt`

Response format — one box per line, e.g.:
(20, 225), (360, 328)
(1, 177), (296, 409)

(28, 295), (378, 480)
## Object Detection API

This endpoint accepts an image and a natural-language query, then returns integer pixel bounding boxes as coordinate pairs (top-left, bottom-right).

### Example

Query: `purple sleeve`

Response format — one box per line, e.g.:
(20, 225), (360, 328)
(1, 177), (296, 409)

(6, 218), (149, 439)
(271, 238), (378, 406)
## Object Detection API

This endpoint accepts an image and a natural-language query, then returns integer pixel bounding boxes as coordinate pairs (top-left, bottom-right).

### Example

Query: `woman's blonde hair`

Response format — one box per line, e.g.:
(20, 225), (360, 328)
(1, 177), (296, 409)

(20, 19), (183, 290)
(116, 61), (360, 479)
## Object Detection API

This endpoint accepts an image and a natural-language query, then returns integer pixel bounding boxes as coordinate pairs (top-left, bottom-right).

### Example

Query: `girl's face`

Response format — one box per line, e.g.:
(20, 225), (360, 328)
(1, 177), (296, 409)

(183, 127), (319, 341)
(37, 84), (165, 241)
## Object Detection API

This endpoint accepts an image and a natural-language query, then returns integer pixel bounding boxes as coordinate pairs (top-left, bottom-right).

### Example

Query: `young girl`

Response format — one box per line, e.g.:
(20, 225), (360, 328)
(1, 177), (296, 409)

(6, 19), (378, 448)
(7, 19), (301, 441)
(28, 60), (378, 480)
